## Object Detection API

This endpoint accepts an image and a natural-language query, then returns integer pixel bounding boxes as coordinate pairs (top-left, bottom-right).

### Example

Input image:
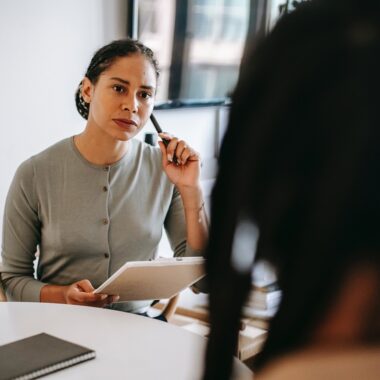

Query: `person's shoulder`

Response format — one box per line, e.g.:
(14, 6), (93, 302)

(129, 139), (172, 187)
(31, 137), (72, 165)
(14, 137), (72, 180)
(131, 138), (162, 164)
(255, 347), (380, 380)
(13, 156), (35, 183)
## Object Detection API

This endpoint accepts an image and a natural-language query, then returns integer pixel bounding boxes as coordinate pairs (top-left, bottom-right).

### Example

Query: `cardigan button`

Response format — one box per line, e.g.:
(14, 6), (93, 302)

(104, 253), (110, 258)
(102, 218), (109, 225)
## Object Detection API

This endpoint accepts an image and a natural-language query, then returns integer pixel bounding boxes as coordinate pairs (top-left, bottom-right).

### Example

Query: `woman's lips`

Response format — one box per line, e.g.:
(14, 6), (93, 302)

(113, 118), (138, 130)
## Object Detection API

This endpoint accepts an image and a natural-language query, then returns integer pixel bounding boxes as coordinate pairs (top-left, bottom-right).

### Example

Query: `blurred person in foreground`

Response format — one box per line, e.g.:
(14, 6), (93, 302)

(203, 0), (380, 378)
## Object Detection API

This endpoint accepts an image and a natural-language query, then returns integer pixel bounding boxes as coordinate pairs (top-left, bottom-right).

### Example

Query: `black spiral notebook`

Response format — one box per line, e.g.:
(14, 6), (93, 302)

(0, 333), (96, 380)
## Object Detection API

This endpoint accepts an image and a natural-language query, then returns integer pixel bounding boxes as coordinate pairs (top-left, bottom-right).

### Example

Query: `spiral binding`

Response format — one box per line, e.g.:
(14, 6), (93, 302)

(14, 352), (96, 380)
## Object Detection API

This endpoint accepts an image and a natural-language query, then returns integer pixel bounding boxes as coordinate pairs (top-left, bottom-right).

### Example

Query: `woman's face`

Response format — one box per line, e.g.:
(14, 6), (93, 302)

(82, 54), (157, 141)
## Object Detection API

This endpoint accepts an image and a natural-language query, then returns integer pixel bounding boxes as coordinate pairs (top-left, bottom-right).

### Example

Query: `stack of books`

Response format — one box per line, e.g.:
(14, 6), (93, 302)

(242, 260), (282, 326)
(242, 282), (282, 320)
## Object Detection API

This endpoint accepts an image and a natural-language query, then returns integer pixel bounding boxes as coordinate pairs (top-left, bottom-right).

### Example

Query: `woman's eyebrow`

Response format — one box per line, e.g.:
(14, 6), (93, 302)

(110, 77), (130, 85)
(110, 77), (155, 91)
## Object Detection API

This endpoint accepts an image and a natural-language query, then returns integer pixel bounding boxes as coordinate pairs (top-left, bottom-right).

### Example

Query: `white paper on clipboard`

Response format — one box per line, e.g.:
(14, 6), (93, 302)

(93, 257), (206, 302)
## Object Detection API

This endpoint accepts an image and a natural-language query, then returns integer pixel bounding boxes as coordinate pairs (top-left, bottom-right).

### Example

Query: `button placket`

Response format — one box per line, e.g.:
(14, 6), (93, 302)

(102, 166), (111, 263)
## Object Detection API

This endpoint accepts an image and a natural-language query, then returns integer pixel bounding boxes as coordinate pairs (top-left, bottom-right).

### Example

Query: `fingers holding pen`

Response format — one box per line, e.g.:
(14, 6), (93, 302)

(176, 142), (200, 165)
(158, 132), (201, 187)
(159, 133), (178, 163)
(158, 133), (197, 165)
(175, 140), (190, 165)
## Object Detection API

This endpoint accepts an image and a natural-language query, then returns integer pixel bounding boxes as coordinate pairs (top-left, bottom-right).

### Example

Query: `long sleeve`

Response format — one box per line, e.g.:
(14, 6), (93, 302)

(164, 187), (203, 258)
(1, 159), (46, 301)
(164, 187), (208, 293)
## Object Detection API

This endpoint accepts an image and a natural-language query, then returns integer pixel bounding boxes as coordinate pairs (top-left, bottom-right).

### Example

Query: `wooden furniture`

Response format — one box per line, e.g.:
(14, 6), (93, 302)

(0, 302), (252, 379)
(153, 301), (268, 362)
(158, 293), (180, 320)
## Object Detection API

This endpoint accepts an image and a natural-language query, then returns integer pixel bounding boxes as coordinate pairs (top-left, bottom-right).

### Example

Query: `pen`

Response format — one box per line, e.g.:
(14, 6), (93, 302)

(150, 113), (178, 164)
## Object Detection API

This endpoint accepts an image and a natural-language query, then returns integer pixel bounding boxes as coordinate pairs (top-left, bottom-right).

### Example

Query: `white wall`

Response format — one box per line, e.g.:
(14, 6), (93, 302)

(0, 0), (128, 246)
(0, 0), (222, 250)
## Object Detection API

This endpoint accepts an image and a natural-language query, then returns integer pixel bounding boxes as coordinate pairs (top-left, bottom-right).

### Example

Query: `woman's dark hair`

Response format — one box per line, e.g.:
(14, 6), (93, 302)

(75, 38), (159, 119)
(203, 0), (380, 378)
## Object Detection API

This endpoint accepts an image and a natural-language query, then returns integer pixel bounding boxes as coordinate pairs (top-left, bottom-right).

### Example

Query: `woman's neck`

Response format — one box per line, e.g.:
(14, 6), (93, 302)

(74, 125), (129, 166)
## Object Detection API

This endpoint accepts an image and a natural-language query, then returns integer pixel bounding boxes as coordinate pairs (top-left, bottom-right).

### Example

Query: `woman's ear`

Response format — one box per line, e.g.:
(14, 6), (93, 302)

(81, 77), (93, 103)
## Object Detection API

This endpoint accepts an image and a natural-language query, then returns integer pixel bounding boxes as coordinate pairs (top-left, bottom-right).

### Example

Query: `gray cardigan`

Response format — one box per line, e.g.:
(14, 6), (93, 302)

(1, 137), (199, 312)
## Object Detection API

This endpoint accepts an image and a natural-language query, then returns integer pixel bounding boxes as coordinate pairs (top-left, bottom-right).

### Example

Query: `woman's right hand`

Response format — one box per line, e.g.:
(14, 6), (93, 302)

(62, 279), (119, 307)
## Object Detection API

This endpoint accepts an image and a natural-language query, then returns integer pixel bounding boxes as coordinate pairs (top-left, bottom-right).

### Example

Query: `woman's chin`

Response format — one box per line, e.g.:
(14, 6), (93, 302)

(113, 131), (135, 142)
(106, 126), (141, 142)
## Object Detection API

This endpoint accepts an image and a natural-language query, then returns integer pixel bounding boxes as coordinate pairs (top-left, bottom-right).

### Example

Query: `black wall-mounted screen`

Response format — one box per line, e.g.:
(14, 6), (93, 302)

(129, 0), (268, 109)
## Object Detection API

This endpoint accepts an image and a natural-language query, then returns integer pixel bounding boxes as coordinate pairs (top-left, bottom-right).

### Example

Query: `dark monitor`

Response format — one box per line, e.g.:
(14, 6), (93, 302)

(128, 0), (269, 109)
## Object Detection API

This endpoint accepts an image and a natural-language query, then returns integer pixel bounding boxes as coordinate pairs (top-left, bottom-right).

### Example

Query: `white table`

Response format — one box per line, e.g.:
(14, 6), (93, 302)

(0, 303), (252, 379)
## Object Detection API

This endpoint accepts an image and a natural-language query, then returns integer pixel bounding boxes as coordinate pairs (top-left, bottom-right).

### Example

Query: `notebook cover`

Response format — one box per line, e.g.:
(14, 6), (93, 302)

(0, 333), (95, 380)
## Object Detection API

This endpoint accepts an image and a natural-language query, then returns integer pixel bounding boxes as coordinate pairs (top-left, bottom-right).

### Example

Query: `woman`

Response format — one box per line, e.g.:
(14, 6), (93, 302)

(203, 0), (380, 379)
(1, 39), (208, 313)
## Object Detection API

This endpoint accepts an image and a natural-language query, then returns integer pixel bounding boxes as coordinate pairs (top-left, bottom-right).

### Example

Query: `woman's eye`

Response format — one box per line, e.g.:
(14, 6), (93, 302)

(140, 91), (152, 100)
(113, 85), (125, 93)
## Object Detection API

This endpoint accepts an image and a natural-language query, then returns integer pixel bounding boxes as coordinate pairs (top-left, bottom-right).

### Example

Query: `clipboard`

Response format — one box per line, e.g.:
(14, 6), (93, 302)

(94, 257), (206, 302)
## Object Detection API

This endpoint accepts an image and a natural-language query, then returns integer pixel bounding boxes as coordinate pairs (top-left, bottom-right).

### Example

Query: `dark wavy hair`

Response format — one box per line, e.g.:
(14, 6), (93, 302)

(75, 38), (159, 120)
(203, 0), (380, 378)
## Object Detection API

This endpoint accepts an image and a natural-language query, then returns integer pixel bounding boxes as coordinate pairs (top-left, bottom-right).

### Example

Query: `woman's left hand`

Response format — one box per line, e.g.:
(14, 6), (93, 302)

(158, 133), (201, 189)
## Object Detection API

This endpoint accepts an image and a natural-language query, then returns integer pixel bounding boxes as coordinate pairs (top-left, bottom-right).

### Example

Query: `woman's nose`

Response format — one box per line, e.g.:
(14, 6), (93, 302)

(122, 95), (138, 113)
